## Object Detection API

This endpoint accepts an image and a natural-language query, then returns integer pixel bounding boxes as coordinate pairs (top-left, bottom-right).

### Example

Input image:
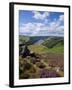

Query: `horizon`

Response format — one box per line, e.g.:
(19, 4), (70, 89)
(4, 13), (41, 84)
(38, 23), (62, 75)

(19, 34), (64, 37)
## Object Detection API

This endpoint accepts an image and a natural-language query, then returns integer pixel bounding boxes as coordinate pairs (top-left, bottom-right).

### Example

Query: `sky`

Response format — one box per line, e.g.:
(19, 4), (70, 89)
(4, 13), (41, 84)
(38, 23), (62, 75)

(19, 10), (64, 37)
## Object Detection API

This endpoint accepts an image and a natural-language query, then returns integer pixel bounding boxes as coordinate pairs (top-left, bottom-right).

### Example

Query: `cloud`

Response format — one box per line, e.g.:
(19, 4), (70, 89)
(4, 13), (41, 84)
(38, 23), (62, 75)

(20, 23), (45, 35)
(50, 14), (64, 30)
(19, 23), (35, 35)
(32, 11), (49, 20)
(19, 15), (64, 36)
(20, 23), (64, 37)
(59, 15), (64, 21)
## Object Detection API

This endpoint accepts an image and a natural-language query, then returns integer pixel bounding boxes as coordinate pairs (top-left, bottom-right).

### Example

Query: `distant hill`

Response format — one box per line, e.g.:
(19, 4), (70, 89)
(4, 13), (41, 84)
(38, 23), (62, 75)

(19, 35), (50, 45)
(42, 37), (64, 48)
(29, 36), (50, 44)
(34, 39), (44, 45)
(19, 35), (64, 47)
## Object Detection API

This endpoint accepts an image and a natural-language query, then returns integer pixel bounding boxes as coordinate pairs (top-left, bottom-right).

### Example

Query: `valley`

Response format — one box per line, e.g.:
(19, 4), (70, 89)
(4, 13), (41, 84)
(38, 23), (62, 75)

(19, 35), (64, 79)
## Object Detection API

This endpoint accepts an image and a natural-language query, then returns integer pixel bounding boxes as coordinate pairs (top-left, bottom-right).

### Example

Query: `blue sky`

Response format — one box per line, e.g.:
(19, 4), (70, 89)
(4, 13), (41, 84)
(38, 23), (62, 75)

(19, 10), (64, 36)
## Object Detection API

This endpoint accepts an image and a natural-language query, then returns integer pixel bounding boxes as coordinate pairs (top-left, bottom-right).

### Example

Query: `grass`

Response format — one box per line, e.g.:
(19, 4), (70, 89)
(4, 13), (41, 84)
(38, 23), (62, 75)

(29, 45), (49, 54)
(29, 44), (64, 54)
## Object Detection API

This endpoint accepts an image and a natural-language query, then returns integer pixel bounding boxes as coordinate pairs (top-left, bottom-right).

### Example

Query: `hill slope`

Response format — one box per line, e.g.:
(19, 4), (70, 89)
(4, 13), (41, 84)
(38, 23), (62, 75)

(29, 44), (64, 54)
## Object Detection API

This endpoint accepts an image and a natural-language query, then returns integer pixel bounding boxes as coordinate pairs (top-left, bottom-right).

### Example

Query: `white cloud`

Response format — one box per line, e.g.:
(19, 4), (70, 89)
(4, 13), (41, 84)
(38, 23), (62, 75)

(32, 11), (49, 20)
(57, 26), (64, 32)
(59, 15), (64, 21)
(20, 15), (64, 36)
(50, 15), (64, 31)
(20, 23), (64, 36)
(19, 23), (35, 35)
(50, 21), (58, 29)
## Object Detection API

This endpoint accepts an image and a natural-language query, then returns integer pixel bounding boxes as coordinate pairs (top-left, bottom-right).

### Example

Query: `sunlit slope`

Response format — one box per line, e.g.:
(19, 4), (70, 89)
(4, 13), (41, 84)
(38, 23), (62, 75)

(29, 44), (64, 54)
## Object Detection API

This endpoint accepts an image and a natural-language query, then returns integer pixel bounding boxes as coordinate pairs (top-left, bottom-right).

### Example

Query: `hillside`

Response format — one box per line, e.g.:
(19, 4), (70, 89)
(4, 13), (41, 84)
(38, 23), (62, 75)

(29, 44), (63, 54)
(19, 35), (64, 79)
(42, 37), (64, 48)
(19, 35), (64, 46)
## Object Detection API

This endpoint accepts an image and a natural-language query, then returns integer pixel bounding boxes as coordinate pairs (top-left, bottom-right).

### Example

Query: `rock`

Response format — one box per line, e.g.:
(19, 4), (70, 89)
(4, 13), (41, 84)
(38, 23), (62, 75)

(22, 45), (30, 58)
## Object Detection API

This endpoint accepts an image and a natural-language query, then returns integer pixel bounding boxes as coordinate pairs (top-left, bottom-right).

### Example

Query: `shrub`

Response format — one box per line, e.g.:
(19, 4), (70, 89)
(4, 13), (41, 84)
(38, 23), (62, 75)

(29, 66), (36, 73)
(24, 62), (32, 70)
(30, 57), (37, 64)
(36, 62), (46, 69)
(20, 73), (30, 79)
